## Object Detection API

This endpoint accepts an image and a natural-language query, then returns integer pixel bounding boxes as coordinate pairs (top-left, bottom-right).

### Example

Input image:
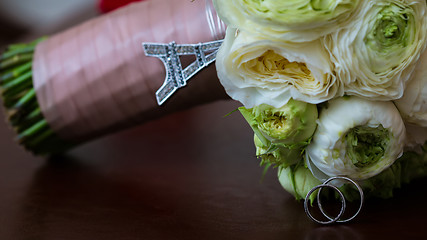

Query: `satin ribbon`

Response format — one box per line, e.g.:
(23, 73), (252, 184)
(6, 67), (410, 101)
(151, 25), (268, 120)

(33, 0), (226, 141)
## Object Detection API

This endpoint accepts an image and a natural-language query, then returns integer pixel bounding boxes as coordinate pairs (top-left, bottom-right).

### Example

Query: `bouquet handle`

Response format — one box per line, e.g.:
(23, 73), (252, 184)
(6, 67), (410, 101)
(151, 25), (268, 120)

(32, 0), (227, 142)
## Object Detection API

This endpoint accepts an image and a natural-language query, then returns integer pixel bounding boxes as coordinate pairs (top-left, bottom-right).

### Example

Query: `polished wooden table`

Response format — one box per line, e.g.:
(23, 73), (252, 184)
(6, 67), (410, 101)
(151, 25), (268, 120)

(0, 100), (426, 240)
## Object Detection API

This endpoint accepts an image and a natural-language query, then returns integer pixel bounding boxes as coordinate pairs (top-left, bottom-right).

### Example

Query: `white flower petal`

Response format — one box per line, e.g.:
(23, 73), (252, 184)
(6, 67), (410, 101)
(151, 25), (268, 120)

(326, 0), (427, 100)
(216, 28), (342, 108)
(306, 97), (406, 180)
(213, 0), (361, 42)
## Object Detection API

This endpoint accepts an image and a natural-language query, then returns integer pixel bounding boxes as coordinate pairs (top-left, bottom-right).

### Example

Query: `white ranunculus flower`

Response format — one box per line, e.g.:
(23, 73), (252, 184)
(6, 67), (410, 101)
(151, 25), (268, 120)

(213, 0), (361, 42)
(326, 0), (427, 100)
(306, 96), (406, 181)
(394, 49), (427, 126)
(215, 28), (342, 108)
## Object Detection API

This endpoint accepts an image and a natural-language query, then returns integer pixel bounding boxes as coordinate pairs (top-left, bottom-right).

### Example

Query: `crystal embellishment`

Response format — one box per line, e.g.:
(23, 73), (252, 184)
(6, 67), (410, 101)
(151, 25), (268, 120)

(143, 40), (223, 105)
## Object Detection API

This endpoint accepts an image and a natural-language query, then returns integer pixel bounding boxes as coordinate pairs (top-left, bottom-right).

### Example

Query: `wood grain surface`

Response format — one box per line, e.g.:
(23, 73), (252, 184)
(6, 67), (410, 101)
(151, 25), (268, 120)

(0, 100), (426, 240)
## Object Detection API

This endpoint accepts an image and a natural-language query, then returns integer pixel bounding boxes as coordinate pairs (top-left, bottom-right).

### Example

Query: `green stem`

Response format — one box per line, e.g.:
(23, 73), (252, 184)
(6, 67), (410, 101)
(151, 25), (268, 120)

(24, 128), (54, 148)
(11, 99), (41, 127)
(17, 119), (49, 141)
(0, 37), (74, 155)
(0, 54), (33, 70)
(7, 43), (31, 50)
(0, 62), (32, 83)
(6, 37), (42, 51)
(2, 46), (35, 61)
(2, 71), (33, 96)
(13, 88), (36, 109)
(10, 107), (42, 127)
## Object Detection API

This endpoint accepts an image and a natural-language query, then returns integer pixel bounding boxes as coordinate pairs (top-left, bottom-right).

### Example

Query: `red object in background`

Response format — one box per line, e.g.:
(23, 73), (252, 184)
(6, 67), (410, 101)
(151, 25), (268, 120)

(98, 0), (144, 13)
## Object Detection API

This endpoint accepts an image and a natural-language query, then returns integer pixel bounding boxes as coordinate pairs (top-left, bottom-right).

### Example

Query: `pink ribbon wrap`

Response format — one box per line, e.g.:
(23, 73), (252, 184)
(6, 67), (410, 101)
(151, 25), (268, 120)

(32, 0), (226, 142)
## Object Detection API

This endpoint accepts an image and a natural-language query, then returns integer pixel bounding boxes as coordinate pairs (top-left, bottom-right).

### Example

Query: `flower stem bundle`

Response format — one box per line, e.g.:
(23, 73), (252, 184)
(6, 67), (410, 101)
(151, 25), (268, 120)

(0, 38), (74, 155)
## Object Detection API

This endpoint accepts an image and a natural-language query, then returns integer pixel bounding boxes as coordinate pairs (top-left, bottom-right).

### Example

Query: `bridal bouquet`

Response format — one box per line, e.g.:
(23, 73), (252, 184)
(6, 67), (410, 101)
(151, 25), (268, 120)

(213, 0), (427, 201)
(2, 0), (427, 212)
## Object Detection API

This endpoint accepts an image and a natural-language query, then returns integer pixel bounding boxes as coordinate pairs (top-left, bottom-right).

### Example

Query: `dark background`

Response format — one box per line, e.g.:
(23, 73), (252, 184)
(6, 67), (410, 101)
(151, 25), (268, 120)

(0, 1), (427, 239)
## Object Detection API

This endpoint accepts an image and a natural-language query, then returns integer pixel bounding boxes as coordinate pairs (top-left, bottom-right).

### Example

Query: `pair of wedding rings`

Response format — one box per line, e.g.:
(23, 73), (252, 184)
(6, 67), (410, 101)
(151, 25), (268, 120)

(304, 176), (364, 225)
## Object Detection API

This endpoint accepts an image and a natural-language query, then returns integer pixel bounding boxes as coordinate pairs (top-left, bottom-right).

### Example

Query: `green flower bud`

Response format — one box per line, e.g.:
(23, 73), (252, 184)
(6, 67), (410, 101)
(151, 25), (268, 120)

(278, 164), (322, 201)
(239, 99), (318, 147)
(254, 134), (302, 168)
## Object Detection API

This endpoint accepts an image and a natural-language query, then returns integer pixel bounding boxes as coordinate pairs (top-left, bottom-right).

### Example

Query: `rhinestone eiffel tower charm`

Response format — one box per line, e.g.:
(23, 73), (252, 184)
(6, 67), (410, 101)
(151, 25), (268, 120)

(143, 39), (223, 105)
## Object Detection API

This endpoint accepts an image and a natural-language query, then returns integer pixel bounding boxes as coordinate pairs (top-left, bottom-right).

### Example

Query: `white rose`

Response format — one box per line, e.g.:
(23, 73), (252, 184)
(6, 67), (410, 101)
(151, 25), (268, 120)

(306, 96), (406, 181)
(326, 0), (427, 100)
(213, 0), (360, 42)
(215, 28), (342, 108)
